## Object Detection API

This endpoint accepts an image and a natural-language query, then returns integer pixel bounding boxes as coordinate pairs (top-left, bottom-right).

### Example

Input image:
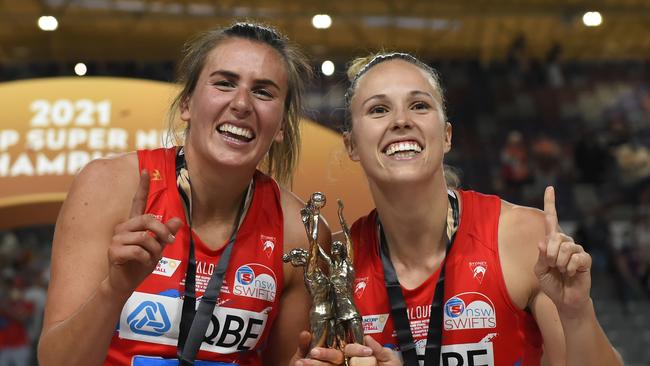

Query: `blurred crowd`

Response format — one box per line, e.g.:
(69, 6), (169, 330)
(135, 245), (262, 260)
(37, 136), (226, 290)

(0, 227), (51, 366)
(1, 36), (649, 365)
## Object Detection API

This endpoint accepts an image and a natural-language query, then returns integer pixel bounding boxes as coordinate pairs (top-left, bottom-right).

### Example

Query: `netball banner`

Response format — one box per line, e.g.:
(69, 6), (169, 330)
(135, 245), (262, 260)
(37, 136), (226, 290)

(0, 77), (371, 229)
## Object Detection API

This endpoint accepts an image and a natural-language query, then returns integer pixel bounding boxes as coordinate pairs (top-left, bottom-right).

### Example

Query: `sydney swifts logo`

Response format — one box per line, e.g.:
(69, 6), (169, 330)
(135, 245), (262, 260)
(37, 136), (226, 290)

(354, 277), (368, 299)
(444, 292), (497, 331)
(469, 261), (487, 284)
(233, 264), (277, 302)
(260, 235), (276, 258)
(150, 169), (163, 181)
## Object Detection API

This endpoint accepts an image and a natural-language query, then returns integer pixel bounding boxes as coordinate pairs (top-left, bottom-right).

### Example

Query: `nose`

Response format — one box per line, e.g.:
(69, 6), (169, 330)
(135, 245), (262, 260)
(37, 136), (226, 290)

(391, 107), (413, 130)
(230, 88), (252, 118)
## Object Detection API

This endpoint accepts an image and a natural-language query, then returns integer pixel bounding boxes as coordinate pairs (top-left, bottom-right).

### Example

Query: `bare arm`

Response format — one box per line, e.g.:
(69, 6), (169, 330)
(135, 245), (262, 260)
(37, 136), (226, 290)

(38, 154), (181, 366)
(499, 187), (623, 366)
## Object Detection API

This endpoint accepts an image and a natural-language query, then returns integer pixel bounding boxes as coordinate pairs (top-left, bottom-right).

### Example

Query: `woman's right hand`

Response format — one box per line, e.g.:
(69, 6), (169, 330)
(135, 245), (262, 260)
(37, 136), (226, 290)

(346, 336), (402, 366)
(107, 170), (183, 298)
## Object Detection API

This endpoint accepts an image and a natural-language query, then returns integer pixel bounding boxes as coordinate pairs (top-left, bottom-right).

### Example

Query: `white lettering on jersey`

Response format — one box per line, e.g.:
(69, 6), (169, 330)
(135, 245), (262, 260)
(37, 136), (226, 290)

(119, 292), (268, 353)
(387, 333), (497, 366)
(443, 292), (497, 331)
(440, 334), (496, 366)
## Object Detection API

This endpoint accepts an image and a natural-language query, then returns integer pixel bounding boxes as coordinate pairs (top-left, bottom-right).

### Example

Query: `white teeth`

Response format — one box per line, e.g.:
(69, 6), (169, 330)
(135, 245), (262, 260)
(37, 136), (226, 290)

(218, 123), (254, 139)
(385, 141), (422, 156)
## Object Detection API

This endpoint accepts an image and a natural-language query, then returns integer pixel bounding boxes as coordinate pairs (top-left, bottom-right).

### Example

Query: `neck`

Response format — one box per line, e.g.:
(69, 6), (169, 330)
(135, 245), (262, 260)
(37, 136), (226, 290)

(182, 145), (253, 226)
(372, 173), (449, 268)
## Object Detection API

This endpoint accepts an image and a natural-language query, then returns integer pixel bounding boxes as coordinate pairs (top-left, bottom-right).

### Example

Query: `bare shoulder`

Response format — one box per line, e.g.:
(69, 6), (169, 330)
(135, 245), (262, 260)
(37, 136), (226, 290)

(44, 152), (141, 327)
(62, 152), (140, 220)
(498, 200), (546, 308)
(55, 151), (140, 253)
(499, 200), (546, 246)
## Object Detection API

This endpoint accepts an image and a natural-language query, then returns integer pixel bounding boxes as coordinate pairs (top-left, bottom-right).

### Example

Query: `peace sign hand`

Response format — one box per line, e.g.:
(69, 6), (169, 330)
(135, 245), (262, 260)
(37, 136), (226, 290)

(107, 170), (183, 298)
(534, 186), (593, 318)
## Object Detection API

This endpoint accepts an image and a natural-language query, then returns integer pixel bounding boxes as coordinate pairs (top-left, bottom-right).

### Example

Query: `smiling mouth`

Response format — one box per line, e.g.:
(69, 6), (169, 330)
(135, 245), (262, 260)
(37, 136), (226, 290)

(383, 140), (423, 158)
(217, 123), (255, 142)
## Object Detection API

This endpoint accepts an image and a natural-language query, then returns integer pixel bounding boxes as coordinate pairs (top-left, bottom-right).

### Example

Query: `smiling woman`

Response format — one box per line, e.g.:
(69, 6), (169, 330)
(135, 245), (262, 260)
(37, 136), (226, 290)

(303, 52), (624, 366)
(37, 22), (321, 366)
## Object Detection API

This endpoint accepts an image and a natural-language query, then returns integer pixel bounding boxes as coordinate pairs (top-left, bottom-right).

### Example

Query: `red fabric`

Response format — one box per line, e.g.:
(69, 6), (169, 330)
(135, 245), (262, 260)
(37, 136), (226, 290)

(105, 147), (285, 365)
(351, 190), (542, 366)
(0, 300), (33, 348)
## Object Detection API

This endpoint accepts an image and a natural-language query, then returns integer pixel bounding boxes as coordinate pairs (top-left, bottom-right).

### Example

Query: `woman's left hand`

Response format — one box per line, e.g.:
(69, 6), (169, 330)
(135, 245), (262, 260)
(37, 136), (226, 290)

(534, 186), (593, 318)
(289, 331), (345, 366)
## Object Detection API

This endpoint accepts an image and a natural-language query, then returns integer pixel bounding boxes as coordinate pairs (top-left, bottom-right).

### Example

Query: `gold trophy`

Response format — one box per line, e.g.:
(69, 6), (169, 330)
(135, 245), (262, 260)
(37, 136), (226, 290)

(283, 192), (364, 355)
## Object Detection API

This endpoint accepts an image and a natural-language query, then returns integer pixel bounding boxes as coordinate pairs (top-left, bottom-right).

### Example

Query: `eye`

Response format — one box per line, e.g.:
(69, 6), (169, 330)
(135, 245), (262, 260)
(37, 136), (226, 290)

(213, 80), (235, 90)
(253, 88), (274, 100)
(369, 105), (389, 115)
(411, 101), (430, 111)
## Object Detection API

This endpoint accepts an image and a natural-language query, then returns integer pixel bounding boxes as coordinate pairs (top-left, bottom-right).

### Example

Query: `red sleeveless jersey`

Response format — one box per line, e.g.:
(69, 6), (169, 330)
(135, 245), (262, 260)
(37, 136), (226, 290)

(350, 190), (542, 366)
(105, 148), (285, 365)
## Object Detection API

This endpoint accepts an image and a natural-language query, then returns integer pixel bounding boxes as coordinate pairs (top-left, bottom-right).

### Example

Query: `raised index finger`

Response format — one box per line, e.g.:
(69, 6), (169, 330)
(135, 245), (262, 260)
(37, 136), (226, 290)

(130, 169), (150, 218)
(543, 186), (559, 235)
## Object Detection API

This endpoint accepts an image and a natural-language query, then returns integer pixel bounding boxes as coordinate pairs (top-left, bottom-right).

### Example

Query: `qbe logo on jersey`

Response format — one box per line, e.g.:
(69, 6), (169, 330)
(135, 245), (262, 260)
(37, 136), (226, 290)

(233, 264), (277, 302)
(120, 292), (269, 353)
(440, 334), (496, 366)
(443, 292), (496, 331)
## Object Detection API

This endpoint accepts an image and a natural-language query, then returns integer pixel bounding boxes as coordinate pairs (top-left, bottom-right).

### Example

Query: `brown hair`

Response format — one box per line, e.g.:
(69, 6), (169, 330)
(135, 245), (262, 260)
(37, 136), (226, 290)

(166, 22), (312, 185)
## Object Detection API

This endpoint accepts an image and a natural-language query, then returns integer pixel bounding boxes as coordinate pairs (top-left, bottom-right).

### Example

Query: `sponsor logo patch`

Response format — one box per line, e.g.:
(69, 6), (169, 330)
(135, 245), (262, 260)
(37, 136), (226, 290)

(153, 257), (181, 277)
(443, 292), (497, 331)
(469, 261), (488, 284)
(440, 333), (496, 366)
(233, 264), (277, 302)
(387, 333), (497, 366)
(362, 313), (389, 334)
(127, 301), (171, 336)
(120, 292), (269, 353)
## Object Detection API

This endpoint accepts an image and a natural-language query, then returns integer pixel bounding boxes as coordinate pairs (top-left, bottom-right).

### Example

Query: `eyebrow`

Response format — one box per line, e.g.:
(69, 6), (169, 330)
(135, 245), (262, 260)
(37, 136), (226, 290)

(209, 69), (281, 90)
(361, 90), (434, 106)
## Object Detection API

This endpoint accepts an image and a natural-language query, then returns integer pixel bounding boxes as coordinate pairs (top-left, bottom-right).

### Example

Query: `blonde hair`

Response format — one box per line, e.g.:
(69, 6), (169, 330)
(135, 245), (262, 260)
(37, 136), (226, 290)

(166, 22), (312, 186)
(343, 52), (446, 133)
(344, 52), (459, 188)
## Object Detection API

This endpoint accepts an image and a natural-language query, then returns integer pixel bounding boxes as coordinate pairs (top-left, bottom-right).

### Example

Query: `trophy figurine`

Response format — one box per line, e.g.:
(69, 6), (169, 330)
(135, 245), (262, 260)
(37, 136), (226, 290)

(283, 192), (335, 349)
(330, 199), (363, 349)
(283, 192), (364, 356)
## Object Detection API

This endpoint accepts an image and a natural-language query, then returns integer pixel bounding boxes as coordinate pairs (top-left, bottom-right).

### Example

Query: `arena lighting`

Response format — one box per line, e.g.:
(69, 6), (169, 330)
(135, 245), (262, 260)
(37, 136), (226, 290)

(582, 11), (603, 27)
(37, 15), (58, 31)
(321, 60), (335, 76)
(74, 63), (87, 76)
(312, 14), (332, 29)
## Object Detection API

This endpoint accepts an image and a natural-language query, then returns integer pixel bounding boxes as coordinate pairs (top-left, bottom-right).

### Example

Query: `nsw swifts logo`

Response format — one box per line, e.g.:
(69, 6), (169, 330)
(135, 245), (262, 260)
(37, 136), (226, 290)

(444, 292), (497, 331)
(233, 264), (277, 302)
(353, 277), (368, 299)
(469, 261), (487, 284)
(260, 235), (276, 258)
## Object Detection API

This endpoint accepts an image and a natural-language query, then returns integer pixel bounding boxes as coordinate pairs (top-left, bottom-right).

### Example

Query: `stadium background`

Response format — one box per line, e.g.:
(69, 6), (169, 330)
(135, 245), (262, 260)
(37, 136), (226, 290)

(1, 0), (649, 364)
